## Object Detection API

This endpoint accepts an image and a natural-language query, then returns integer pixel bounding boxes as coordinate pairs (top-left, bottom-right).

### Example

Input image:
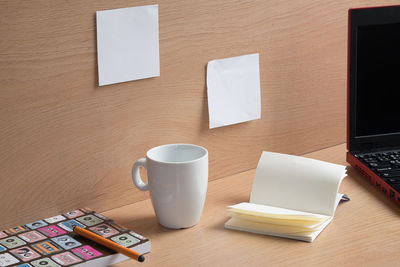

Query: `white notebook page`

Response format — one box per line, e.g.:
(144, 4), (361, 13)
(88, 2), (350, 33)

(250, 151), (346, 216)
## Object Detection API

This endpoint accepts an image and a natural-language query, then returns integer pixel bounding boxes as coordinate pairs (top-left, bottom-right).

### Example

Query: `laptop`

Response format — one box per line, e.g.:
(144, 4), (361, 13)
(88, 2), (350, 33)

(347, 5), (400, 207)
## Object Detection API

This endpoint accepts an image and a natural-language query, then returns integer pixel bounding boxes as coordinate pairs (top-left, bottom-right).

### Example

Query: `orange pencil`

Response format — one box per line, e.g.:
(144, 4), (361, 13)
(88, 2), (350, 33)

(73, 226), (145, 262)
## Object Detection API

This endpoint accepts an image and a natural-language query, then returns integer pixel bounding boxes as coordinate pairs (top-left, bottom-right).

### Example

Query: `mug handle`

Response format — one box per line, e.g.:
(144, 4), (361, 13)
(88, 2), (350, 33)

(132, 158), (149, 191)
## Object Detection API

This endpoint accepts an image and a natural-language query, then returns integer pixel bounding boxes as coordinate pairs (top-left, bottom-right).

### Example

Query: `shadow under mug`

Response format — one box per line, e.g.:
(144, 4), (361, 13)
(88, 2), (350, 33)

(132, 144), (208, 229)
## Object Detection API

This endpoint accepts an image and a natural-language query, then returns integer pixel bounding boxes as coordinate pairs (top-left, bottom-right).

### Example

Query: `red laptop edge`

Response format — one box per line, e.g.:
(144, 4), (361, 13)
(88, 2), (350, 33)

(346, 5), (400, 207)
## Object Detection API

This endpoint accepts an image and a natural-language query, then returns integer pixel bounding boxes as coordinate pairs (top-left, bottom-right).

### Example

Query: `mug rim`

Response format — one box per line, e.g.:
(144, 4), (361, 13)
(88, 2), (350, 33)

(146, 143), (208, 164)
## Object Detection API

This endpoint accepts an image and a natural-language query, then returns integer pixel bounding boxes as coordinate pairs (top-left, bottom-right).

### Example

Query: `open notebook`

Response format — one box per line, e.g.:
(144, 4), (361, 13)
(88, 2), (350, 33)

(0, 208), (150, 266)
(225, 151), (347, 242)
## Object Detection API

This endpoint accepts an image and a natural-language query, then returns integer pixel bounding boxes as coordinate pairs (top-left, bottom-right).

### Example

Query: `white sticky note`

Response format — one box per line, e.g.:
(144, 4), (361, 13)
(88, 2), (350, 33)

(96, 5), (160, 86)
(207, 53), (261, 128)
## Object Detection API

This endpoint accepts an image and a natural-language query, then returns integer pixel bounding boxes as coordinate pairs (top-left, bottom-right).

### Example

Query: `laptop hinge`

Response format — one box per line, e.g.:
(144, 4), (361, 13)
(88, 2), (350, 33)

(355, 143), (400, 155)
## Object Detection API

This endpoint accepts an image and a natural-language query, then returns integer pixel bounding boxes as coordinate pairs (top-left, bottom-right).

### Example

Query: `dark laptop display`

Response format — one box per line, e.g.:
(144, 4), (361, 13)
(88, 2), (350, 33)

(347, 5), (400, 206)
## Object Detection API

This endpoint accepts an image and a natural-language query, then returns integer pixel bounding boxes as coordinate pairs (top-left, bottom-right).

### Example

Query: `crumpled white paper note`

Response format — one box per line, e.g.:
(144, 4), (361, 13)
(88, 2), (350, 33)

(207, 53), (261, 129)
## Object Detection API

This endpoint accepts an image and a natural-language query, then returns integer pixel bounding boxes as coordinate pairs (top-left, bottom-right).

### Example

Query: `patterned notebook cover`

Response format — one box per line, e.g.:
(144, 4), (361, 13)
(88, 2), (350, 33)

(0, 208), (150, 267)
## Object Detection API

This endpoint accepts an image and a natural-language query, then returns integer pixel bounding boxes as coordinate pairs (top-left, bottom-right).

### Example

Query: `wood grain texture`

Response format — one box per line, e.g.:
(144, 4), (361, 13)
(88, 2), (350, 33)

(106, 143), (400, 267)
(1, 0), (398, 228)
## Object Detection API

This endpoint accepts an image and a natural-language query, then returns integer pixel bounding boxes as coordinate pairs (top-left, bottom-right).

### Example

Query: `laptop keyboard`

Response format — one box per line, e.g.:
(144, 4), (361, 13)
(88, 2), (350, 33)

(356, 151), (400, 192)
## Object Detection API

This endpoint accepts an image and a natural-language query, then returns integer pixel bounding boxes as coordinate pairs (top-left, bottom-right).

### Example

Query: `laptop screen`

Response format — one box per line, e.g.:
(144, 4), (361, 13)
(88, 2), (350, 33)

(348, 6), (400, 151)
(356, 22), (400, 137)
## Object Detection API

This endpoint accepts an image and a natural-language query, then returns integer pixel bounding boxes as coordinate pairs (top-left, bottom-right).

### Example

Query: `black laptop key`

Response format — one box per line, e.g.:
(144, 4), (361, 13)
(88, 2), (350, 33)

(368, 162), (379, 167)
(377, 156), (389, 162)
(386, 178), (400, 184)
(381, 171), (400, 178)
(364, 158), (377, 163)
(376, 167), (397, 172)
(369, 162), (390, 168)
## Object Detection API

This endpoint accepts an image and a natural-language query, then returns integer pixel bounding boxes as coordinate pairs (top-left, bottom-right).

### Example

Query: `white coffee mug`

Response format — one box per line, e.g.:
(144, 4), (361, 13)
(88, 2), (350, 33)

(132, 144), (208, 229)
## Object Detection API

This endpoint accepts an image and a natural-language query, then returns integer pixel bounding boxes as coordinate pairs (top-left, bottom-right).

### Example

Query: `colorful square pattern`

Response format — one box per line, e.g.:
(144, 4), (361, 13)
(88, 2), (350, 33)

(19, 230), (47, 243)
(0, 236), (27, 249)
(93, 213), (108, 220)
(108, 222), (127, 232)
(0, 231), (8, 238)
(0, 208), (149, 266)
(0, 253), (20, 266)
(63, 210), (84, 219)
(31, 257), (60, 267)
(31, 241), (62, 256)
(79, 207), (94, 214)
(111, 233), (140, 247)
(26, 220), (48, 230)
(72, 245), (102, 260)
(51, 235), (81, 250)
(38, 225), (66, 238)
(5, 226), (29, 235)
(51, 252), (82, 265)
(89, 224), (119, 238)
(44, 215), (66, 224)
(57, 220), (85, 232)
(76, 215), (103, 227)
(10, 246), (41, 262)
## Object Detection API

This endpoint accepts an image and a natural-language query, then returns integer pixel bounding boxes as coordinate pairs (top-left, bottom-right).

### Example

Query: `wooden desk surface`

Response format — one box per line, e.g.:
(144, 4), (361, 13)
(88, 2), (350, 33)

(104, 143), (400, 266)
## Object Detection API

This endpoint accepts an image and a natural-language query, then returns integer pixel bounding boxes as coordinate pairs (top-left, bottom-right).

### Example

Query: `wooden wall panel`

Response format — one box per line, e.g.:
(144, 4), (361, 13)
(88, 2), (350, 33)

(1, 0), (398, 228)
